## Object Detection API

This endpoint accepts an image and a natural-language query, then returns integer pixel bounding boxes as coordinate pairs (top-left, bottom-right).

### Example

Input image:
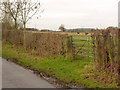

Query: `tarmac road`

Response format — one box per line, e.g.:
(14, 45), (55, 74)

(2, 58), (55, 88)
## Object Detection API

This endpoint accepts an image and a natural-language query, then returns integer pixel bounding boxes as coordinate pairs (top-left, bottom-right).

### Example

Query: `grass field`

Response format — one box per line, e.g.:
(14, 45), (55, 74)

(2, 41), (118, 88)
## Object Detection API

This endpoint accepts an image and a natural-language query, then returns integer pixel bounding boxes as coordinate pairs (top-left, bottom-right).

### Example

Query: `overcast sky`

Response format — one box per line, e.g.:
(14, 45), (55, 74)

(27, 0), (120, 30)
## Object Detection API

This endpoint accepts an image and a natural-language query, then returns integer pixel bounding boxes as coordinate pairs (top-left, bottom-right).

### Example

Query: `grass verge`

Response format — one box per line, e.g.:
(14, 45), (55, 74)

(2, 41), (118, 88)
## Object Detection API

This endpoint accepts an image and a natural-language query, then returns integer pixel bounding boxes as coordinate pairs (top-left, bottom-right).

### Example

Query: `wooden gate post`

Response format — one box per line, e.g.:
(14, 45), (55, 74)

(66, 36), (73, 57)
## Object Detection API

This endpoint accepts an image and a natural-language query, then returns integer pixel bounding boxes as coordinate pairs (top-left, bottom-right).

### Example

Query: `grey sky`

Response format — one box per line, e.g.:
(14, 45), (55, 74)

(27, 0), (120, 30)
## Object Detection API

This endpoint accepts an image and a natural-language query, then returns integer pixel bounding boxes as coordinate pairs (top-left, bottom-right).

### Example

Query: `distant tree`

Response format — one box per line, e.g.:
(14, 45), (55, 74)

(2, 14), (14, 30)
(106, 26), (115, 29)
(59, 24), (65, 32)
(0, 4), (15, 30)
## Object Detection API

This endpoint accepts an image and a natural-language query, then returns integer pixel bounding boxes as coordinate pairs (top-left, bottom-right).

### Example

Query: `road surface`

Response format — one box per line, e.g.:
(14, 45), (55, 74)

(2, 58), (55, 88)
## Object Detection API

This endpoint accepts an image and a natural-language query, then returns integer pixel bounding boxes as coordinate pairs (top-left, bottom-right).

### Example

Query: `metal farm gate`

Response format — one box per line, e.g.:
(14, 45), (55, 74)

(71, 33), (93, 59)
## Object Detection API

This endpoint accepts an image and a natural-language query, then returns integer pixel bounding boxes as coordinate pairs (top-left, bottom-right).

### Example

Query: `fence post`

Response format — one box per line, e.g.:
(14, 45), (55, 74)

(66, 36), (73, 57)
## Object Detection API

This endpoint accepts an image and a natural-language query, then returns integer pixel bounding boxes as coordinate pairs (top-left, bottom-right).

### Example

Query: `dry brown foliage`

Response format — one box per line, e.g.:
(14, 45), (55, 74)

(2, 30), (69, 56)
(91, 28), (119, 79)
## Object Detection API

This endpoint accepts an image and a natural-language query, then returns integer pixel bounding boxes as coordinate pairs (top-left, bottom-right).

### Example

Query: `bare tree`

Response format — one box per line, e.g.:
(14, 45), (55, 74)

(0, 0), (43, 48)
(18, 0), (43, 48)
(0, 0), (21, 29)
